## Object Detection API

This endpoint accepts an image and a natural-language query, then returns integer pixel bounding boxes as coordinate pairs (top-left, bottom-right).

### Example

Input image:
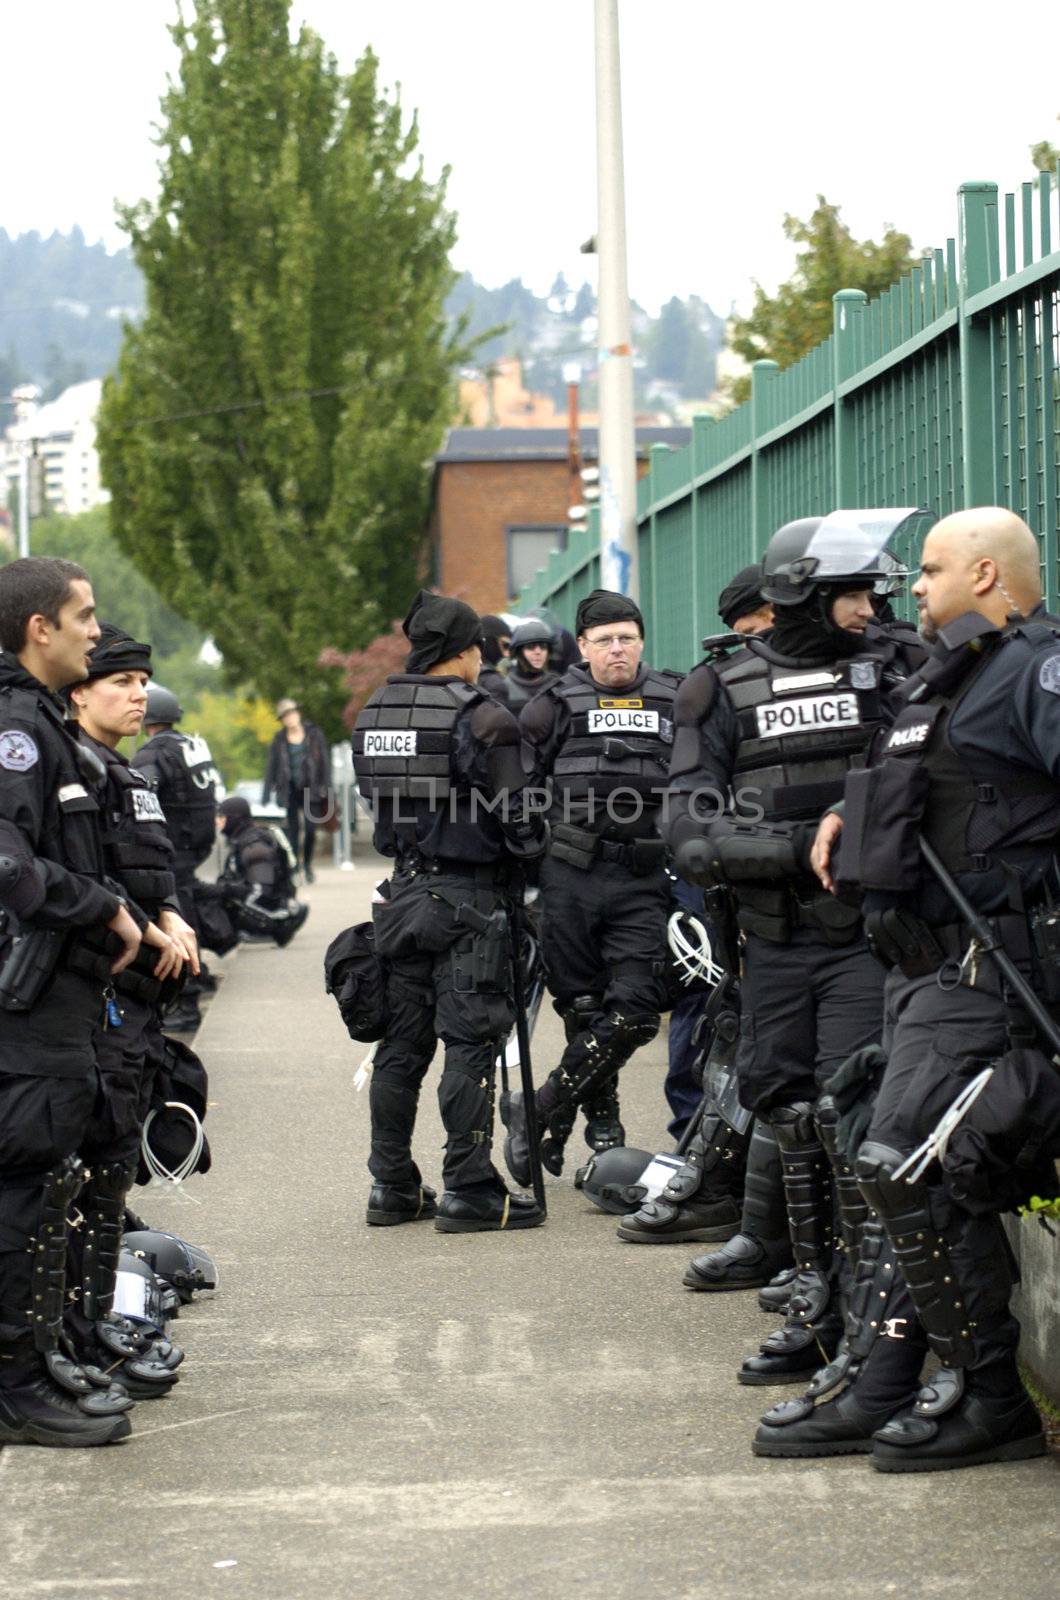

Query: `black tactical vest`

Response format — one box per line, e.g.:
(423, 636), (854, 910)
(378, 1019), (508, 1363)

(550, 666), (679, 836)
(352, 675), (499, 863)
(138, 730), (219, 858)
(875, 659), (1059, 878)
(353, 676), (482, 802)
(93, 740), (177, 915)
(506, 666), (559, 710)
(717, 642), (888, 822)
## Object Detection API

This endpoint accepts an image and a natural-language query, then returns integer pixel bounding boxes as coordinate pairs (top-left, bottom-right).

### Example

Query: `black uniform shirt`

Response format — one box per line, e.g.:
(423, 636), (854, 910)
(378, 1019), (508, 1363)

(0, 651), (121, 931)
(904, 611), (1060, 921)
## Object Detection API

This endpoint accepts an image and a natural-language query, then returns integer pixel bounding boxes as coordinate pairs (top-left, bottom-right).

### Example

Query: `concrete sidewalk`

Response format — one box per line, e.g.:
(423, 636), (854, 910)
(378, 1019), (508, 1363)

(2, 850), (1056, 1600)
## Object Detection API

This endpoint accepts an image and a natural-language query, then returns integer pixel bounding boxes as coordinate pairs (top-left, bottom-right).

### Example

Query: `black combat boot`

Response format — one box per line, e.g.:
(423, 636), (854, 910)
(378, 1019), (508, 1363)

(0, 1375), (134, 1447)
(681, 1117), (791, 1288)
(581, 1076), (625, 1153)
(434, 1187), (545, 1233)
(617, 1098), (748, 1244)
(366, 1183), (438, 1226)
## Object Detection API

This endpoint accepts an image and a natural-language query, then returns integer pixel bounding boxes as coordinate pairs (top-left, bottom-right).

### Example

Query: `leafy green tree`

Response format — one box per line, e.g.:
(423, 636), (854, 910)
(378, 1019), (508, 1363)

(1031, 123), (1060, 181)
(725, 196), (917, 403)
(97, 0), (463, 736)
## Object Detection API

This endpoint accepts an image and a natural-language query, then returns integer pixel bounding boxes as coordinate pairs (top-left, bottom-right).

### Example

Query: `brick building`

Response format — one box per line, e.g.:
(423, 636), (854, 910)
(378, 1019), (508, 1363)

(428, 426), (691, 613)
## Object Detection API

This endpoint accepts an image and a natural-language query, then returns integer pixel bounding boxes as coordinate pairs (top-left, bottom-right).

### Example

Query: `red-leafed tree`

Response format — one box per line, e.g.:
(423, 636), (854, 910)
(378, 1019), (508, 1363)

(319, 622), (408, 729)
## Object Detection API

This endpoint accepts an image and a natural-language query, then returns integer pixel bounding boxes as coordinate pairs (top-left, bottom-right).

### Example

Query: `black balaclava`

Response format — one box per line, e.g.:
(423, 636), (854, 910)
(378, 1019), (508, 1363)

(479, 614), (510, 668)
(574, 589), (644, 637)
(770, 585), (870, 663)
(218, 795), (252, 837)
(85, 623), (153, 680)
(402, 590), (483, 674)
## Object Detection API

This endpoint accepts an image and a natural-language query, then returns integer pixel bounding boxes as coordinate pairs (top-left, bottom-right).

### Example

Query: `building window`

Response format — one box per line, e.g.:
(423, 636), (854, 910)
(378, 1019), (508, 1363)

(507, 524), (567, 598)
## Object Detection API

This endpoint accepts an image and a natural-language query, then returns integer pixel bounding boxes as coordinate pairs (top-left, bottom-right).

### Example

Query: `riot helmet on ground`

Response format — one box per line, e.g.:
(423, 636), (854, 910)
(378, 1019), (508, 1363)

(144, 683), (183, 726)
(122, 1230), (219, 1303)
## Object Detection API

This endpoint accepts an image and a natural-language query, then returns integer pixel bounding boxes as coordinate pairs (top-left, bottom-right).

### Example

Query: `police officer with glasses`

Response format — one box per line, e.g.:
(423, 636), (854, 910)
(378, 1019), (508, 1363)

(503, 589), (679, 1184)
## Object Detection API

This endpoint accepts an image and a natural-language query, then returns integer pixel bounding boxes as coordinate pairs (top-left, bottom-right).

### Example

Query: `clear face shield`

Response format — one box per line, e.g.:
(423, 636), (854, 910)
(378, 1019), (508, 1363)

(796, 508), (936, 592)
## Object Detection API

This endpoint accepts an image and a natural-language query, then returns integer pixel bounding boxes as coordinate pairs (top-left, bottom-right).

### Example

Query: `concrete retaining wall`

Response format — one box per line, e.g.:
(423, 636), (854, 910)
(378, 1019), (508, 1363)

(1007, 1207), (1060, 1408)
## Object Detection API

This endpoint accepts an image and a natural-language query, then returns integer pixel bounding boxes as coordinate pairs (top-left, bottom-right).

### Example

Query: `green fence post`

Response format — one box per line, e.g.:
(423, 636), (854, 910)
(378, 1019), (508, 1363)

(750, 359), (779, 554)
(691, 412), (713, 656)
(957, 181), (1000, 506)
(648, 443), (671, 644)
(833, 289), (868, 506)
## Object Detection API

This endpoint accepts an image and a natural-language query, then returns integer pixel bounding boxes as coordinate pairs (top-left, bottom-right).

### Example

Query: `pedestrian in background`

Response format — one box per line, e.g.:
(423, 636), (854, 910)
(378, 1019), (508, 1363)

(263, 698), (330, 883)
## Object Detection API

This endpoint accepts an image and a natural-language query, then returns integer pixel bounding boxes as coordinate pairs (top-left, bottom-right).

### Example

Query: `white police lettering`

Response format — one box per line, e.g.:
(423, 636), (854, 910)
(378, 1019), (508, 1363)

(364, 730), (418, 757)
(181, 735), (213, 767)
(754, 693), (859, 738)
(587, 709), (660, 734)
(131, 788), (167, 824)
(885, 722), (931, 750)
(0, 730), (39, 772)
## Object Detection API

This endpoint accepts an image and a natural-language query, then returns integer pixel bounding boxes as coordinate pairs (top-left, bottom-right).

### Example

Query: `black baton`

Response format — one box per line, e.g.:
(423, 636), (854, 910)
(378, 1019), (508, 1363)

(919, 837), (1060, 1063)
(509, 894), (547, 1214)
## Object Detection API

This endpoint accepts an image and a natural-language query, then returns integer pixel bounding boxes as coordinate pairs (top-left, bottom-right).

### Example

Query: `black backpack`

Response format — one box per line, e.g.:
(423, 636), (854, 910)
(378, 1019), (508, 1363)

(324, 922), (389, 1042)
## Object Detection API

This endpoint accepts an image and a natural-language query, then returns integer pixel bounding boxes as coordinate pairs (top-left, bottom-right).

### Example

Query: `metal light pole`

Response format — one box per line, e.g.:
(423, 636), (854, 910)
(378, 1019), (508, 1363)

(594, 0), (638, 600)
(11, 385), (41, 559)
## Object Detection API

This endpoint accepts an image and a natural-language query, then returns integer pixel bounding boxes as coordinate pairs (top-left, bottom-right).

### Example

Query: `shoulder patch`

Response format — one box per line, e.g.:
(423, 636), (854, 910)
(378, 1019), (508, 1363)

(1039, 653), (1060, 696)
(0, 729), (39, 772)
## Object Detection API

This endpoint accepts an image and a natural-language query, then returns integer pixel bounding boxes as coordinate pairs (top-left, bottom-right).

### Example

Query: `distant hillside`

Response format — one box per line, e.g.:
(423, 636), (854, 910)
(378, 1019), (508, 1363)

(0, 229), (144, 400)
(0, 230), (726, 419)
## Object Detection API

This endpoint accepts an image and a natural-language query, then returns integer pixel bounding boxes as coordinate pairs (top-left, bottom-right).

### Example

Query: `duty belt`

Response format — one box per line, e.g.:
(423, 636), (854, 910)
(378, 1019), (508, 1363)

(398, 854), (508, 885)
(597, 838), (666, 870)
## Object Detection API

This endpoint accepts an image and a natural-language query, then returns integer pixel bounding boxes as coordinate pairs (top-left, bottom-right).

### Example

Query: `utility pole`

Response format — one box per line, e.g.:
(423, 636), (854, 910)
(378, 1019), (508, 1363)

(594, 0), (638, 599)
(11, 385), (41, 559)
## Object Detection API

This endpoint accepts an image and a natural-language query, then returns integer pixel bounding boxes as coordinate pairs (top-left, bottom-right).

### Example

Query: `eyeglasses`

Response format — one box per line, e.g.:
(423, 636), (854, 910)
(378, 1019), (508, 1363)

(584, 633), (640, 650)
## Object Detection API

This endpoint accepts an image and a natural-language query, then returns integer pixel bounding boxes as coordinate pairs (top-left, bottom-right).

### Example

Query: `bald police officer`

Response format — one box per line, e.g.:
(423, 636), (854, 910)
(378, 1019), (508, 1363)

(757, 507), (1060, 1469)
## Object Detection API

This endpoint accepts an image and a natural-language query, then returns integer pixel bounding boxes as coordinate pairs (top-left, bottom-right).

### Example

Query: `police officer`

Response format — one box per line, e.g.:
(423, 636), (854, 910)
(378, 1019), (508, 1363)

(0, 558), (152, 1446)
(755, 507), (1059, 1468)
(216, 794), (307, 946)
(666, 512), (922, 1388)
(352, 590), (546, 1233)
(477, 615), (513, 706)
(503, 589), (678, 1182)
(620, 564), (786, 1249)
(132, 684), (220, 1032)
(65, 623), (196, 1398)
(504, 617), (560, 710)
(664, 564), (774, 1140)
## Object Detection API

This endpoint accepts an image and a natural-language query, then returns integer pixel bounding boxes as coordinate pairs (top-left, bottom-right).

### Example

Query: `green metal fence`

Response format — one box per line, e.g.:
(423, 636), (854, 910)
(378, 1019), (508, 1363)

(519, 176), (1060, 669)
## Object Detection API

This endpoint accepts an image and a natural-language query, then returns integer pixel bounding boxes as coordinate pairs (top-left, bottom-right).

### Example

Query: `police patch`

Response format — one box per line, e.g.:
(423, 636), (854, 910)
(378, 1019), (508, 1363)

(1039, 653), (1060, 696)
(131, 788), (166, 823)
(848, 659), (879, 690)
(0, 730), (39, 772)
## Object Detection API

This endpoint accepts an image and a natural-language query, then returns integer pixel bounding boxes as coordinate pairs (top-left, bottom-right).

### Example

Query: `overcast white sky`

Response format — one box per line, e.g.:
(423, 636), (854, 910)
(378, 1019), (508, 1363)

(5, 1), (1060, 314)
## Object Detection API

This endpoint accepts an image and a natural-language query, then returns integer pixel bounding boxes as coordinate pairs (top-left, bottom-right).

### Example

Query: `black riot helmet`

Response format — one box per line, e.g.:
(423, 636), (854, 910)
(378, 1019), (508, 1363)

(760, 509), (933, 607)
(144, 683), (184, 726)
(510, 617), (554, 654)
(122, 1230), (219, 1304)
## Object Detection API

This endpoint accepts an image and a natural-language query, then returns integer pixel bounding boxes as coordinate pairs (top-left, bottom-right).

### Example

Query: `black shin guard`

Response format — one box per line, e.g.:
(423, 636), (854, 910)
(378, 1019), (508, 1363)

(856, 1141), (975, 1370)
